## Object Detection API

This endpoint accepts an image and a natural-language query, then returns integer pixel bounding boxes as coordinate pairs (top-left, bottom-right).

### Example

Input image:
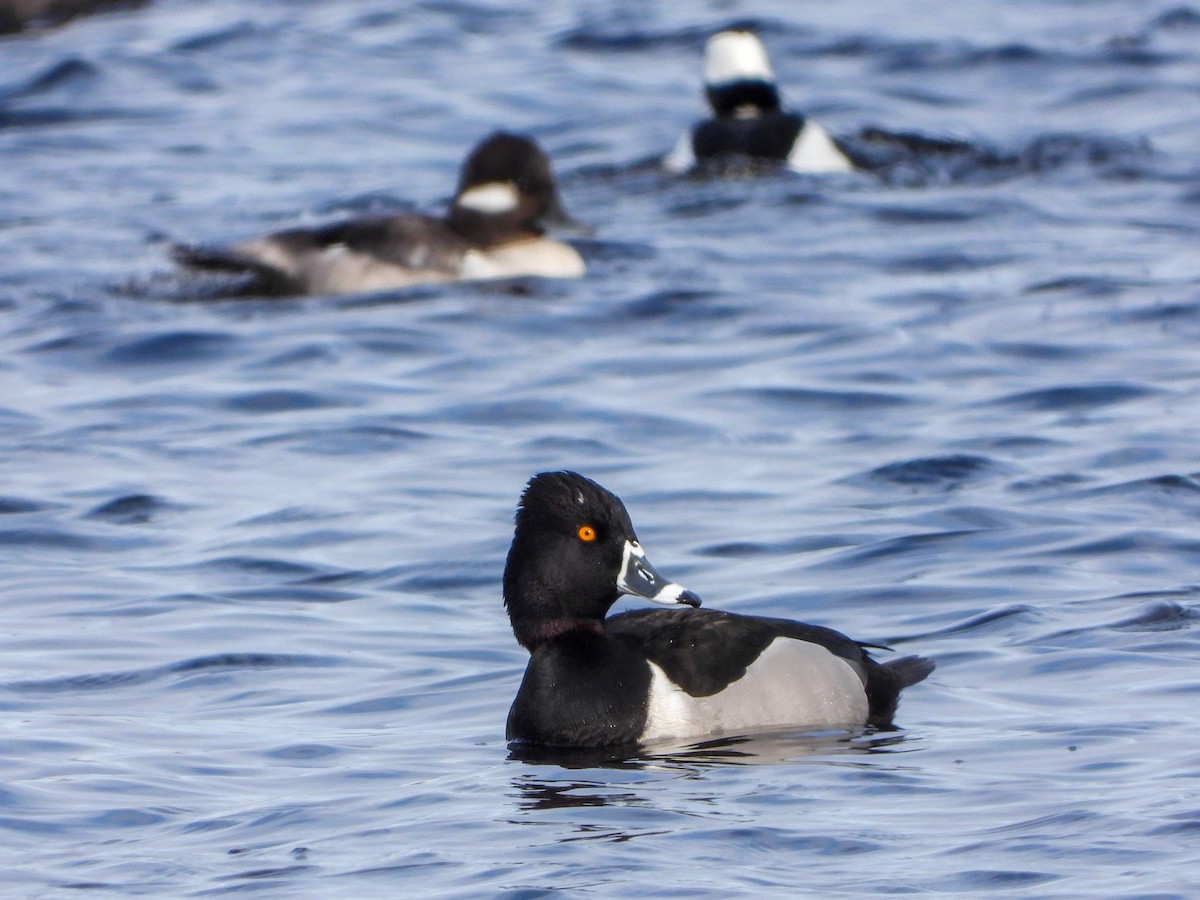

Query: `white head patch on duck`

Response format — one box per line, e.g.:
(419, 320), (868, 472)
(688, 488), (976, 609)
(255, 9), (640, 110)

(456, 182), (520, 214)
(704, 30), (775, 86)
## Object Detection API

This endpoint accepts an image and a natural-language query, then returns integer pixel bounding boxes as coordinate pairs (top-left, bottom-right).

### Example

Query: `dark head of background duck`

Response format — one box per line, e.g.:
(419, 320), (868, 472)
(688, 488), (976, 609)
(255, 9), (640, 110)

(447, 132), (579, 245)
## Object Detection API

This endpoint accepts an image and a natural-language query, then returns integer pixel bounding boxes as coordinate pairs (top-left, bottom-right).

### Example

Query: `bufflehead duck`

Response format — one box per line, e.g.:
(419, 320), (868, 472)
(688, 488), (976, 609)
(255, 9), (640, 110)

(172, 132), (585, 295)
(504, 472), (934, 749)
(665, 30), (856, 175)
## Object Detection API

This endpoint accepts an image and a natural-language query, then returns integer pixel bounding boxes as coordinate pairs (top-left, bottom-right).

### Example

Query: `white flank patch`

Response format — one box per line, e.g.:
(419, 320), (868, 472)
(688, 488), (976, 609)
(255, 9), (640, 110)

(787, 120), (856, 173)
(456, 181), (520, 214)
(641, 638), (870, 741)
(704, 30), (774, 86)
(663, 130), (696, 173)
(459, 240), (584, 281)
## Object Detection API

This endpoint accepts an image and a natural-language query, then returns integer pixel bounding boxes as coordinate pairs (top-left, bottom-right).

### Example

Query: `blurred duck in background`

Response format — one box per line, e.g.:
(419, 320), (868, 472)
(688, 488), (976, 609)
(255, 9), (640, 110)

(665, 30), (856, 175)
(173, 132), (585, 296)
(0, 0), (146, 34)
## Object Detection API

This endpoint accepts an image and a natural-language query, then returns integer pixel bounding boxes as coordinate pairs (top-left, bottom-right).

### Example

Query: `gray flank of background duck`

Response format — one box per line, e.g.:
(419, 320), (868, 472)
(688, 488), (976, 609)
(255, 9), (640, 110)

(504, 472), (934, 749)
(665, 30), (856, 175)
(172, 132), (585, 296)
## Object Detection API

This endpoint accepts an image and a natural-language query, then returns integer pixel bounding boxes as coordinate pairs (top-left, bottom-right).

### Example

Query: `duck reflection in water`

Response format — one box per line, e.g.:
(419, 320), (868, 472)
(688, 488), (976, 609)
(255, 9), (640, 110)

(508, 729), (918, 815)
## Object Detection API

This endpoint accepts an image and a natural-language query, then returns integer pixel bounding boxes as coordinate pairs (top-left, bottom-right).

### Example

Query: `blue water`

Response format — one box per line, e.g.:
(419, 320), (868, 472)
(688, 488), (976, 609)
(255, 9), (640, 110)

(2, 0), (1200, 895)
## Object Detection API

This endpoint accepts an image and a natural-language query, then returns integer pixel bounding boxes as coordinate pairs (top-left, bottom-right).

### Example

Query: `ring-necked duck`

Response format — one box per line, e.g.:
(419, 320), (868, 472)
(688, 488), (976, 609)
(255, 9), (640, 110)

(504, 471), (933, 748)
(665, 30), (856, 175)
(173, 132), (585, 295)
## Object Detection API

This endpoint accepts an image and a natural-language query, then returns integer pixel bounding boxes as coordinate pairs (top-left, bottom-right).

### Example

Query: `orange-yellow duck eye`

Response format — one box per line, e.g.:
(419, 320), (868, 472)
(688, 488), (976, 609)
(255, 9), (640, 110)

(578, 525), (596, 542)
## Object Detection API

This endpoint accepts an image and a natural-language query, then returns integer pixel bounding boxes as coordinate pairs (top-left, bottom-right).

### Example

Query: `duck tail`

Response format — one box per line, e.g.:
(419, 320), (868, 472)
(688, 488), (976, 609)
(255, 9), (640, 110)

(170, 244), (294, 295)
(865, 654), (935, 728)
(884, 654), (936, 689)
(171, 243), (267, 276)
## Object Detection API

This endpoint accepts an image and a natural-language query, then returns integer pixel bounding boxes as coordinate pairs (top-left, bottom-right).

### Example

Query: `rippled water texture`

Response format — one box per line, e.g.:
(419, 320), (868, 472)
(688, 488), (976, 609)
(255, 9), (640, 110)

(2, 0), (1200, 895)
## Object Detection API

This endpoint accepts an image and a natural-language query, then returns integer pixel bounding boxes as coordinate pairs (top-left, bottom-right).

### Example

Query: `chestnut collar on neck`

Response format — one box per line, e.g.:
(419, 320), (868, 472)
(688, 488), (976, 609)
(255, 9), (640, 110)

(519, 617), (605, 650)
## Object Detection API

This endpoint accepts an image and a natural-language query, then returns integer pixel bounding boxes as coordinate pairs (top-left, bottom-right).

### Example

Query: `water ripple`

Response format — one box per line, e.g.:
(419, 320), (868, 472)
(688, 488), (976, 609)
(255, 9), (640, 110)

(8, 653), (346, 695)
(708, 386), (912, 411)
(220, 390), (353, 414)
(851, 454), (1003, 491)
(84, 493), (179, 525)
(0, 496), (50, 514)
(103, 331), (240, 368)
(986, 383), (1155, 412)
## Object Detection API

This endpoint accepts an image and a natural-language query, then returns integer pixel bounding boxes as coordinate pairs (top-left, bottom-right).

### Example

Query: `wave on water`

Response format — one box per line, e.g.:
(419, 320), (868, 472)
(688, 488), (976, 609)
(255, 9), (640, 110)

(840, 128), (1153, 186)
(6, 652), (346, 695)
(508, 726), (912, 769)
